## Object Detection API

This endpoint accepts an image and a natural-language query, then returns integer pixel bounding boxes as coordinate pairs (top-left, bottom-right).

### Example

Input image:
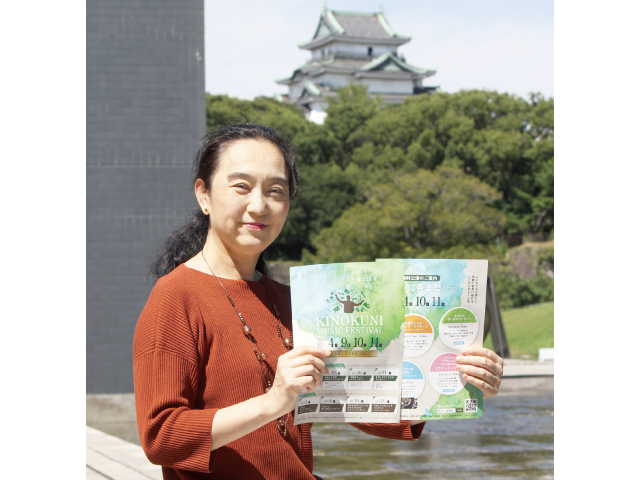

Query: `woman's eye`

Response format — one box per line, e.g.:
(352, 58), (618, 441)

(233, 184), (249, 190)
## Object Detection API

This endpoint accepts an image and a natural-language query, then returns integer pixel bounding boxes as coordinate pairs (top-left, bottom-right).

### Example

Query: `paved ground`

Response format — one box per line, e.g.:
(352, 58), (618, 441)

(87, 426), (162, 479)
(86, 359), (552, 479)
(500, 358), (554, 393)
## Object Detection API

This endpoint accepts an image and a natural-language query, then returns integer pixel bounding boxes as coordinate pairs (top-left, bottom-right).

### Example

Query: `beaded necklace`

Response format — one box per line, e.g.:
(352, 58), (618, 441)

(201, 251), (293, 437)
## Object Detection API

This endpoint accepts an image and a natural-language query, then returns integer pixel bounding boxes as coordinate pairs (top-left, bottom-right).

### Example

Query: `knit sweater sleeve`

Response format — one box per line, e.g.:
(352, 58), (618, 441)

(349, 421), (425, 441)
(133, 276), (218, 473)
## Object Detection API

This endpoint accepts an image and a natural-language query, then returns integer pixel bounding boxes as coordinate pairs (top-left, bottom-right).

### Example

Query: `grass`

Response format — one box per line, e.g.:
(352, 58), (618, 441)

(483, 302), (554, 359)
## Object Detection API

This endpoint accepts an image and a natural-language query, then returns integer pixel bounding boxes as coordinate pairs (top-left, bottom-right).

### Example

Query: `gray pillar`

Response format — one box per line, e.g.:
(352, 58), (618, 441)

(87, 0), (206, 393)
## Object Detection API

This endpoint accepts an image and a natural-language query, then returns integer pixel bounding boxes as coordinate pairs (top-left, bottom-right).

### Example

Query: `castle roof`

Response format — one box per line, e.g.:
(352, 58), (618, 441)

(359, 52), (432, 75)
(332, 11), (392, 38)
(275, 52), (434, 86)
(299, 8), (410, 50)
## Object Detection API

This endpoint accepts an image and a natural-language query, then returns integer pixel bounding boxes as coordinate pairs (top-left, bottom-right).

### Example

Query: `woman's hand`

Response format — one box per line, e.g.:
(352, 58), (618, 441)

(209, 346), (330, 450)
(262, 345), (331, 417)
(455, 346), (504, 398)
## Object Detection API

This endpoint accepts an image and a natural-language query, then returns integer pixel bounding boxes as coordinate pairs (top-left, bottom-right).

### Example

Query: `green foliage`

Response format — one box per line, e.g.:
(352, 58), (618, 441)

(267, 163), (362, 259)
(205, 87), (554, 264)
(491, 247), (554, 310)
(304, 167), (507, 264)
(206, 93), (338, 166)
(351, 89), (554, 234)
(324, 84), (381, 167)
(492, 269), (554, 310)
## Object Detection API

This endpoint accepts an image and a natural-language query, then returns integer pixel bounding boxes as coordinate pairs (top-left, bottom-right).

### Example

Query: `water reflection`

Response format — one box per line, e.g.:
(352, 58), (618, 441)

(311, 391), (553, 479)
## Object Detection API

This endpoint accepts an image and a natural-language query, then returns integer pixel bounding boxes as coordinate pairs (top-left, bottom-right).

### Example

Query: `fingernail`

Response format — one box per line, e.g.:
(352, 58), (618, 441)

(324, 349), (331, 355)
(456, 356), (463, 363)
(456, 364), (462, 370)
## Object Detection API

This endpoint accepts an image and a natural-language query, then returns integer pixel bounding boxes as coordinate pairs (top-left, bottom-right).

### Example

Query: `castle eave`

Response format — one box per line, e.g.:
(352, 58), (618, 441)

(354, 70), (436, 80)
(298, 34), (410, 50)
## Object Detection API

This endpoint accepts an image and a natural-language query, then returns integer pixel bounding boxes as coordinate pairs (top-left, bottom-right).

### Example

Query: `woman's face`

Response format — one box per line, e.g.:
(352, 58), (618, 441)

(200, 139), (290, 258)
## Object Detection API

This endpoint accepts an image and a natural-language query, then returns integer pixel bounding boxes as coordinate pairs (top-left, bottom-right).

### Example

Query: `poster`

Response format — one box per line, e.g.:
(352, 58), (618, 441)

(378, 259), (488, 420)
(290, 261), (406, 424)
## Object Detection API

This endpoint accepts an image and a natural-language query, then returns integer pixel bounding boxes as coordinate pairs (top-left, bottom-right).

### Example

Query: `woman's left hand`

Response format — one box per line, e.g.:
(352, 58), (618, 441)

(455, 346), (504, 398)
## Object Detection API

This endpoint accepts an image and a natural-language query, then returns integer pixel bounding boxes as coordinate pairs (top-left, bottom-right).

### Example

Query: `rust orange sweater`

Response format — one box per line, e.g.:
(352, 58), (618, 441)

(133, 264), (424, 479)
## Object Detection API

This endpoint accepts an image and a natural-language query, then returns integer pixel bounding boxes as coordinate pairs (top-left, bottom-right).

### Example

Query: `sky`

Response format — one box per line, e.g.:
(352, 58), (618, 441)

(204, 0), (554, 101)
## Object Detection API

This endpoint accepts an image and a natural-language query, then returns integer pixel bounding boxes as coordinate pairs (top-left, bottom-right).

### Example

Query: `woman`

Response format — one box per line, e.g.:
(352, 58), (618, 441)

(133, 123), (504, 479)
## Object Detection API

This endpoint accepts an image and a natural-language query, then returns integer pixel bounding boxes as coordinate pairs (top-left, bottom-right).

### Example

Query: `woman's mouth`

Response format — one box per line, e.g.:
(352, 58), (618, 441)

(243, 223), (268, 231)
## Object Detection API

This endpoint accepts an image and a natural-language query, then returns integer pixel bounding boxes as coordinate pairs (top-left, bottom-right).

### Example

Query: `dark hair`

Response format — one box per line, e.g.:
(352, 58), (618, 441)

(150, 123), (299, 279)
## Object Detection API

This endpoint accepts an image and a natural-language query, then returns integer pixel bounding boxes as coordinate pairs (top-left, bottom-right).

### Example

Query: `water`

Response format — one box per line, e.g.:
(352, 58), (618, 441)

(311, 391), (554, 479)
(87, 390), (553, 479)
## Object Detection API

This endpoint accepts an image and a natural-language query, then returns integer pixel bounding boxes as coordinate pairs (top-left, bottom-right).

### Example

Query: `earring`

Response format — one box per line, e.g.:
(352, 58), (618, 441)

(204, 207), (209, 214)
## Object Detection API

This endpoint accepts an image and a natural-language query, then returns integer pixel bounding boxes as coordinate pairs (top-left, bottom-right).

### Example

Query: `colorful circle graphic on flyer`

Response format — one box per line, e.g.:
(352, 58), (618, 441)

(401, 360), (425, 407)
(438, 307), (478, 350)
(403, 314), (434, 357)
(428, 352), (466, 395)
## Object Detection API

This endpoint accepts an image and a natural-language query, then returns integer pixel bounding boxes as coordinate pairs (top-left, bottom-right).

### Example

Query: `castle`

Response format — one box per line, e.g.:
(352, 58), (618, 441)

(276, 6), (437, 123)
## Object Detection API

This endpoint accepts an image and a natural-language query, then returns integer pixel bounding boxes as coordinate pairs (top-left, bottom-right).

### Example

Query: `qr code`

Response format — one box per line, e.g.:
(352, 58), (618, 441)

(464, 399), (478, 413)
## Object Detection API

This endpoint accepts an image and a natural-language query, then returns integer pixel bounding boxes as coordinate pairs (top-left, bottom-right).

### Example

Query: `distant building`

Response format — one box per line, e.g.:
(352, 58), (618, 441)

(276, 7), (437, 123)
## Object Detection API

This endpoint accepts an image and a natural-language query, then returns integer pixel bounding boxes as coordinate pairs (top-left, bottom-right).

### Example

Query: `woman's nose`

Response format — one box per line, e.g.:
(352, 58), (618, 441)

(246, 190), (268, 215)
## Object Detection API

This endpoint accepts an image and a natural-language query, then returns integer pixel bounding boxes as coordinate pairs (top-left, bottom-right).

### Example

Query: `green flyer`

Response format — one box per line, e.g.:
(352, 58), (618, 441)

(378, 258), (488, 421)
(290, 261), (406, 424)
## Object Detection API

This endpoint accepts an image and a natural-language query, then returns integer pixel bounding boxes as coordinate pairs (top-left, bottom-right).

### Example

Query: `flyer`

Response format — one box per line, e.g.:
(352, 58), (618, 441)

(378, 258), (488, 421)
(290, 261), (406, 425)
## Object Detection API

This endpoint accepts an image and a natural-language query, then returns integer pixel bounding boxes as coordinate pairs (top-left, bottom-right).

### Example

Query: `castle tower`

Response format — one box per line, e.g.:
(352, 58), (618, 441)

(276, 6), (437, 123)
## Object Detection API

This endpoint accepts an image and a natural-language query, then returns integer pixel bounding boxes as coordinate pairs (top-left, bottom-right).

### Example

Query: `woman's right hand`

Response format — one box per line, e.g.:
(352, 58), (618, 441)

(263, 345), (331, 417)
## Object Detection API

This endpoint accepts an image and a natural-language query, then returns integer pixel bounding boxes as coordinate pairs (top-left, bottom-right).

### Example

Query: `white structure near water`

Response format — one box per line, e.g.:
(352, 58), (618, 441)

(538, 348), (554, 363)
(276, 6), (437, 124)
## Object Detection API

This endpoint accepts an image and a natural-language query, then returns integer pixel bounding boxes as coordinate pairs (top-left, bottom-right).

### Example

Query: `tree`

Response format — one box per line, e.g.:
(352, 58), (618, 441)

(324, 84), (381, 167)
(206, 94), (338, 166)
(347, 89), (553, 234)
(305, 166), (506, 263)
(205, 89), (553, 260)
(267, 163), (362, 259)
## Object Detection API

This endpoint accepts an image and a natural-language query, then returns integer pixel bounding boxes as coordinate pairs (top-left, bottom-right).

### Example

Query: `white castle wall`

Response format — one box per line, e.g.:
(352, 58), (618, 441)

(312, 73), (414, 95)
(312, 43), (397, 59)
(361, 78), (414, 94)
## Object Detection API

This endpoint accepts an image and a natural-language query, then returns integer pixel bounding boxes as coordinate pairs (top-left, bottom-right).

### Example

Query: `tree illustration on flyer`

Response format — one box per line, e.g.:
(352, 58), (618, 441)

(326, 287), (369, 313)
(291, 261), (406, 425)
(290, 262), (405, 352)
